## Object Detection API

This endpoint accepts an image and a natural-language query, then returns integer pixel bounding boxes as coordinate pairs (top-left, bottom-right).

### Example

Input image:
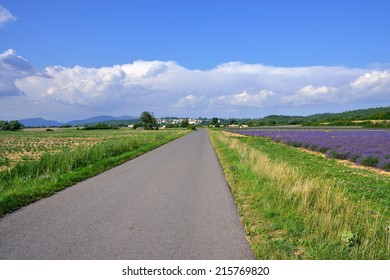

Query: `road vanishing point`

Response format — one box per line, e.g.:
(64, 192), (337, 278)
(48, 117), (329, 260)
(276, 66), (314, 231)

(0, 129), (253, 259)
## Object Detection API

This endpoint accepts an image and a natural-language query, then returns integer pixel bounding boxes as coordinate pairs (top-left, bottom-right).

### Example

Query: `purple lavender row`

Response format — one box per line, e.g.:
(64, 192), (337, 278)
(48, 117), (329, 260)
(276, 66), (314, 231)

(231, 129), (390, 171)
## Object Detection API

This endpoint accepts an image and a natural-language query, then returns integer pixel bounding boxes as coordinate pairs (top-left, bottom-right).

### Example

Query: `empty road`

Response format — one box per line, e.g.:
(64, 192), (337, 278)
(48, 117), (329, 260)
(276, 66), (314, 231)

(0, 129), (253, 259)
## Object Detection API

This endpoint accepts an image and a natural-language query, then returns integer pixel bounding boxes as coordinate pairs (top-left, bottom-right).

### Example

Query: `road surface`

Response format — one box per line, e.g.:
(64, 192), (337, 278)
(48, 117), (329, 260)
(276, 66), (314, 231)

(0, 129), (253, 259)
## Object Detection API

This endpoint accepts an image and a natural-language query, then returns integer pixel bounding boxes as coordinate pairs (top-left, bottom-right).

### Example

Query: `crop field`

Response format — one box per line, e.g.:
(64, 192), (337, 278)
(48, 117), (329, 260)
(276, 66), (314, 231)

(210, 129), (389, 259)
(231, 129), (390, 171)
(0, 128), (188, 216)
(0, 131), (99, 171)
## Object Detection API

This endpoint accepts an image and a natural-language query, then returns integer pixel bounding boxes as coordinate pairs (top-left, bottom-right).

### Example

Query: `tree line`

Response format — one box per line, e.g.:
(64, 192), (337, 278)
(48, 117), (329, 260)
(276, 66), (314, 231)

(0, 120), (23, 131)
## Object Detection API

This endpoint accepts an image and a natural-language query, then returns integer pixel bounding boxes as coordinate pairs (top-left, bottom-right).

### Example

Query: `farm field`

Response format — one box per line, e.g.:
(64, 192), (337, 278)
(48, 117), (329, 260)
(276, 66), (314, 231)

(0, 128), (189, 216)
(209, 129), (389, 259)
(0, 129), (99, 171)
(231, 128), (390, 172)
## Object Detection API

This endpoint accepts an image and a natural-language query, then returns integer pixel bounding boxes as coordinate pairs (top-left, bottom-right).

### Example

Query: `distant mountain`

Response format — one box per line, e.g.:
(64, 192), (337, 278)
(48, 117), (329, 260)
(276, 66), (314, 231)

(20, 118), (63, 127)
(66, 115), (137, 126)
(19, 115), (138, 127)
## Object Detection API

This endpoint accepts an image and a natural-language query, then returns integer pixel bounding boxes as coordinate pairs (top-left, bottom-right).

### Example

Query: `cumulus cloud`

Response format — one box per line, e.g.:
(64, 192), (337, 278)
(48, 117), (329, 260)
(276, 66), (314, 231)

(284, 85), (338, 105)
(349, 71), (390, 99)
(16, 61), (177, 107)
(209, 90), (276, 108)
(1, 49), (390, 120)
(176, 95), (203, 108)
(0, 49), (50, 97)
(231, 90), (276, 106)
(0, 5), (16, 26)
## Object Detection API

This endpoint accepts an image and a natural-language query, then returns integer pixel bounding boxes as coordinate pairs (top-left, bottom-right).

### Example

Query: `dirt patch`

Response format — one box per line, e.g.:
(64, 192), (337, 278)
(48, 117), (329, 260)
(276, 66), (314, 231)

(352, 120), (390, 124)
(222, 131), (246, 137)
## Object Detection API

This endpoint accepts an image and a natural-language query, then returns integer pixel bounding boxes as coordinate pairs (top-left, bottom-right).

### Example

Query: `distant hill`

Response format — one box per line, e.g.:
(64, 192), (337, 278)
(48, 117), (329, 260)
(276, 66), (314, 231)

(250, 106), (390, 127)
(216, 106), (390, 126)
(19, 118), (63, 127)
(16, 106), (390, 128)
(19, 115), (138, 127)
(304, 106), (390, 122)
(67, 115), (137, 126)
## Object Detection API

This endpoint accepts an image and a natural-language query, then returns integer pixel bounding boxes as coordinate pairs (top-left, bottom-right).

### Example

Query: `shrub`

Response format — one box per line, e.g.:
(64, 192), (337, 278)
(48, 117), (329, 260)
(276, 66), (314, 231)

(82, 123), (119, 130)
(187, 125), (197, 131)
(360, 156), (380, 167)
(287, 141), (302, 148)
(381, 163), (390, 171)
(326, 149), (350, 160)
(316, 146), (329, 153)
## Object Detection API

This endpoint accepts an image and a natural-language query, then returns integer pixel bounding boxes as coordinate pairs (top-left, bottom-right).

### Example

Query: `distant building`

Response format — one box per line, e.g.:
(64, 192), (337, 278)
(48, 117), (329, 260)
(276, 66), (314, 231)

(228, 124), (248, 128)
(156, 117), (204, 125)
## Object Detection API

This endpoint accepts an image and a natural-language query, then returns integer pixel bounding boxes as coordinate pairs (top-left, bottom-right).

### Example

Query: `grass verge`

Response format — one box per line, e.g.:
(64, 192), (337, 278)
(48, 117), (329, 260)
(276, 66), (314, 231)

(0, 130), (188, 217)
(209, 130), (389, 259)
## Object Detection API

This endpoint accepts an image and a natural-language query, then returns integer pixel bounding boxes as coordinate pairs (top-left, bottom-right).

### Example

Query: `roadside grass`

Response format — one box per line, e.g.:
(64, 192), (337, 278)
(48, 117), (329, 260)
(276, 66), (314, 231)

(209, 130), (389, 259)
(0, 128), (189, 217)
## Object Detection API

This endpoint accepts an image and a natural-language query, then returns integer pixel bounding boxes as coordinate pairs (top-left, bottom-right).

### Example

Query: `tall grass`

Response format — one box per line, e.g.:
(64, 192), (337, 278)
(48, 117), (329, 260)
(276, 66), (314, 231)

(0, 130), (187, 217)
(209, 130), (389, 259)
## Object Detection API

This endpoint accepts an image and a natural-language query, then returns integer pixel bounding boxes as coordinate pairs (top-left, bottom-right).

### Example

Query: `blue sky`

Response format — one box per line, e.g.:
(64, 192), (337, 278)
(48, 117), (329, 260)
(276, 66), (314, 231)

(1, 0), (390, 121)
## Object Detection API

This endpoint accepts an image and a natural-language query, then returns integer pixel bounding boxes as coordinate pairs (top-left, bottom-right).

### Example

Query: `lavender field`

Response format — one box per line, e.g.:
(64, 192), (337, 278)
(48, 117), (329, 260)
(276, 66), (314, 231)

(231, 129), (390, 171)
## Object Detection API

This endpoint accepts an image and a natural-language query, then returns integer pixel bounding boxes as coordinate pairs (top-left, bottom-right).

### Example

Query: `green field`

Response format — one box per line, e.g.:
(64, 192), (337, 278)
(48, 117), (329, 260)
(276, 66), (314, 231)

(0, 128), (189, 217)
(209, 130), (389, 259)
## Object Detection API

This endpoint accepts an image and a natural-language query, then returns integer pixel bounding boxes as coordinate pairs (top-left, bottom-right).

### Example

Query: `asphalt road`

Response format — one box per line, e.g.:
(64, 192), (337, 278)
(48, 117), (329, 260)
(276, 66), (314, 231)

(0, 129), (253, 259)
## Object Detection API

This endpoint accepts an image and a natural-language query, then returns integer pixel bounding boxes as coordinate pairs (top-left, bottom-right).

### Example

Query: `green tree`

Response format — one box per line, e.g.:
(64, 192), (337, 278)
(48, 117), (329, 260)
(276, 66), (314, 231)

(0, 120), (22, 131)
(210, 117), (219, 126)
(180, 119), (189, 128)
(0, 121), (10, 131)
(140, 111), (157, 130)
(372, 111), (390, 120)
(8, 120), (22, 131)
(132, 122), (142, 129)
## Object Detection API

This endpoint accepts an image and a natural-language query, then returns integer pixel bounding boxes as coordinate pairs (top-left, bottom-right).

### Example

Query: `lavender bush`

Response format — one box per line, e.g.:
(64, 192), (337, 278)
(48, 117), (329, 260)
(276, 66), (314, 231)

(232, 129), (390, 171)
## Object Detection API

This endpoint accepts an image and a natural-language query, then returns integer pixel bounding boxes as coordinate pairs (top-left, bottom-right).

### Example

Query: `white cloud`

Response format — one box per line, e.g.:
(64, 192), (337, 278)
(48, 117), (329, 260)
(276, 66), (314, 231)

(284, 85), (338, 105)
(0, 49), (50, 97)
(1, 49), (390, 120)
(210, 90), (276, 108)
(176, 94), (204, 108)
(350, 71), (390, 96)
(0, 5), (16, 26)
(231, 90), (276, 106)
